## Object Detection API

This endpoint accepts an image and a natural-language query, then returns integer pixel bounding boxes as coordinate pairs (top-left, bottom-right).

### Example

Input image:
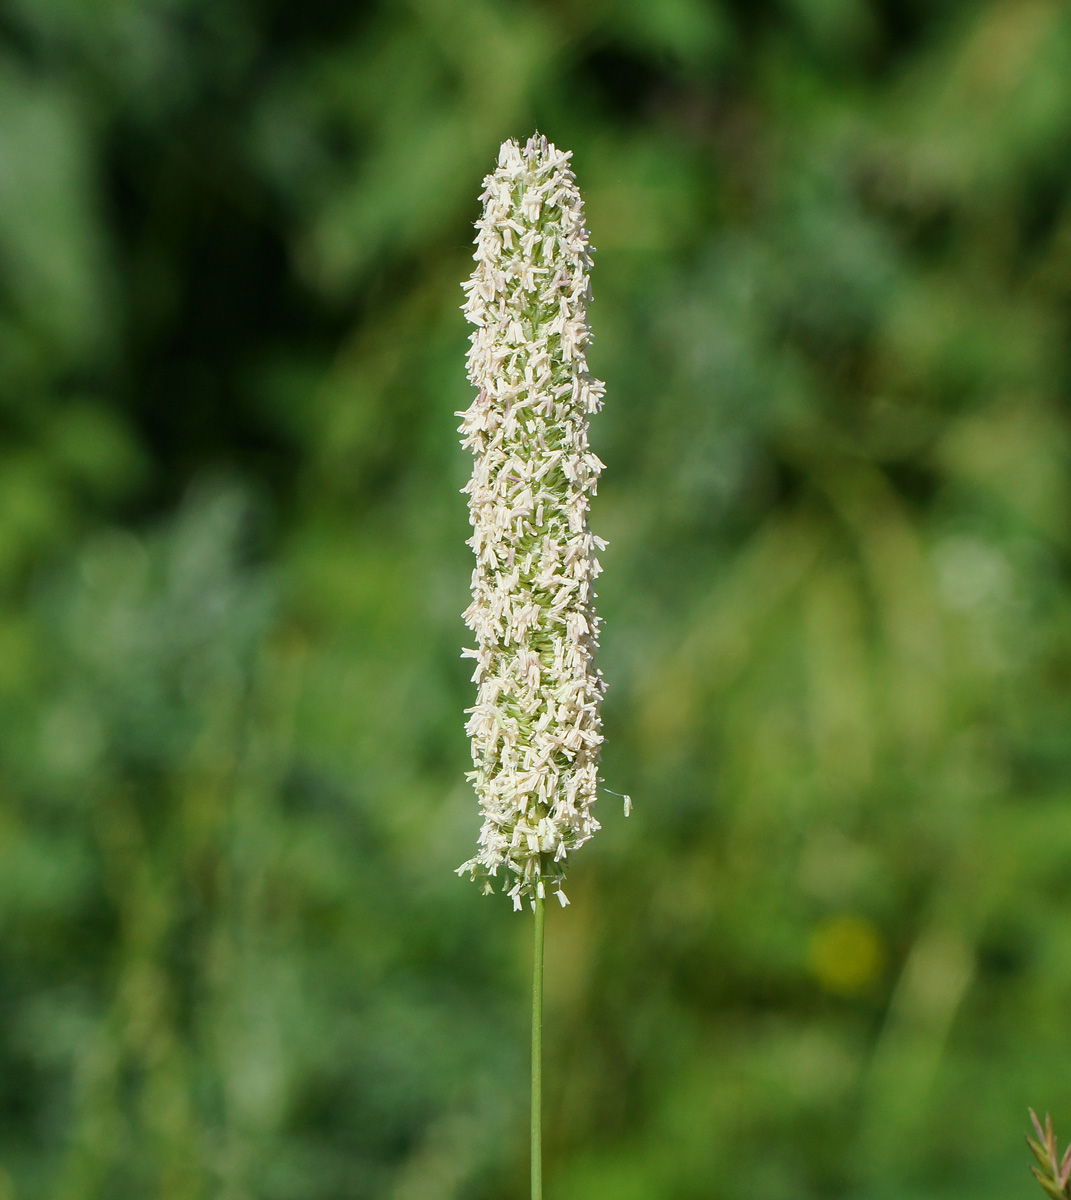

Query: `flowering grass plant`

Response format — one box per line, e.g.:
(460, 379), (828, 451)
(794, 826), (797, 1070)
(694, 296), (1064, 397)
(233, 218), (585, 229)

(457, 133), (608, 911)
(457, 133), (611, 1200)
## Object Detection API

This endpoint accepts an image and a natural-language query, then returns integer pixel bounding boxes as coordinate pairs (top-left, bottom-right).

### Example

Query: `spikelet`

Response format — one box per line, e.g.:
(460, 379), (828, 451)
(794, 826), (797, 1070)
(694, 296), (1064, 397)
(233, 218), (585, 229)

(1028, 1110), (1071, 1199)
(457, 134), (606, 910)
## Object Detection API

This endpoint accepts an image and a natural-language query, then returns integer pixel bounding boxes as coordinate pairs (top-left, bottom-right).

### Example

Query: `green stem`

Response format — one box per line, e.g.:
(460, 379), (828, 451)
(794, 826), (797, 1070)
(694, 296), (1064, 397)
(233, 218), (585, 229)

(531, 894), (545, 1200)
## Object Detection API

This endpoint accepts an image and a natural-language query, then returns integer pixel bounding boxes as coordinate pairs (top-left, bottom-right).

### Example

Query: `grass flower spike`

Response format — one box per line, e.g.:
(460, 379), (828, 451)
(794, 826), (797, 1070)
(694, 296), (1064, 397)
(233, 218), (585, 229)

(457, 133), (607, 911)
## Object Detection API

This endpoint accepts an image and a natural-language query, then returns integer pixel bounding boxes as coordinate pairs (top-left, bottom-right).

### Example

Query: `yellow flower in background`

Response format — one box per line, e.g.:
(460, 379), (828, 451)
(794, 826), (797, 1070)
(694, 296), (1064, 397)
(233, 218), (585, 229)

(809, 915), (885, 995)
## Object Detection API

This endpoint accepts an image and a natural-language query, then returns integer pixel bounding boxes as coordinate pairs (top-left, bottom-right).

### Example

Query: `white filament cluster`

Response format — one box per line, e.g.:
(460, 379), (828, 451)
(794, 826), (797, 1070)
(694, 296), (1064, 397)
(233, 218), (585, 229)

(457, 134), (607, 910)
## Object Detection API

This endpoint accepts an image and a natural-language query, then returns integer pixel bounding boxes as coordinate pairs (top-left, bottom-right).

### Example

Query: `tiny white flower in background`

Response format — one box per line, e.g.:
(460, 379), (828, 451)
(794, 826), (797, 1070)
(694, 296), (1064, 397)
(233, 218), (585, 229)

(457, 133), (609, 910)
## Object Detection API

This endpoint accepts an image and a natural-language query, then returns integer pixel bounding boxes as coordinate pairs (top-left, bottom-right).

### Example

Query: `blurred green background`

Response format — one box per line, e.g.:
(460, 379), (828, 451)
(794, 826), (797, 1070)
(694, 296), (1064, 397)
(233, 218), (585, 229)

(1, 0), (1070, 1197)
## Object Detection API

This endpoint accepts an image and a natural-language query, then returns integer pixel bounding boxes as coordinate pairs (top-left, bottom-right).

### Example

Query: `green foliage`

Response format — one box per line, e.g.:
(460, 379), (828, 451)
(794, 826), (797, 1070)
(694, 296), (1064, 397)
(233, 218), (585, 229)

(2, 0), (1071, 1198)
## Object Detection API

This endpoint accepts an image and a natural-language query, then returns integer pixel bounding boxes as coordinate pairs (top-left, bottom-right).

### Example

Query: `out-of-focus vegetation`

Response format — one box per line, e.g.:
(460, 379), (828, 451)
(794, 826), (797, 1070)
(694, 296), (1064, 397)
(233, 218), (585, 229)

(1, 0), (1071, 1197)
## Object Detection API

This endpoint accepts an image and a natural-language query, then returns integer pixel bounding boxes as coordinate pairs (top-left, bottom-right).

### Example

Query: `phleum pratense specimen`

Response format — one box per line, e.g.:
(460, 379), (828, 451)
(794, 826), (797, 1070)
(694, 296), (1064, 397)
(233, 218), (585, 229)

(457, 134), (609, 912)
(457, 133), (621, 1200)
